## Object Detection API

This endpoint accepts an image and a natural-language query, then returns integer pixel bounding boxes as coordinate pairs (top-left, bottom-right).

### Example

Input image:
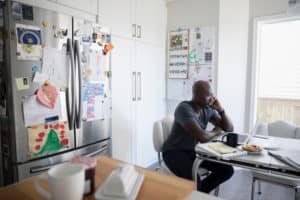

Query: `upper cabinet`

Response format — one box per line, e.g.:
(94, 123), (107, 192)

(57, 0), (98, 15)
(98, 0), (134, 39)
(99, 0), (166, 46)
(135, 0), (167, 46)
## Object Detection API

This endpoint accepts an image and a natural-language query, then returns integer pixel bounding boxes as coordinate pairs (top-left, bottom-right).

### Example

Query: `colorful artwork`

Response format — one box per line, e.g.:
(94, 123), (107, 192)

(28, 121), (70, 157)
(82, 83), (105, 121)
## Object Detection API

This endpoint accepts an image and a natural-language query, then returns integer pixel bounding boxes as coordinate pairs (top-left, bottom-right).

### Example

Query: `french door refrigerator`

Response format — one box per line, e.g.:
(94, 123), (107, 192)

(0, 0), (112, 185)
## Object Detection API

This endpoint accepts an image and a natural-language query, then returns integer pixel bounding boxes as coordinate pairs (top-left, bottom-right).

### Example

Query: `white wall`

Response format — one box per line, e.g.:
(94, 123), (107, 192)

(244, 0), (288, 130)
(167, 0), (291, 132)
(218, 0), (249, 132)
(166, 0), (219, 115)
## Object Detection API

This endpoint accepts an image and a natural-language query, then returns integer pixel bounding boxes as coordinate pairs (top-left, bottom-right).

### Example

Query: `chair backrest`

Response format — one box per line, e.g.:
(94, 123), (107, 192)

(153, 116), (174, 153)
(295, 127), (300, 139)
(267, 120), (296, 138)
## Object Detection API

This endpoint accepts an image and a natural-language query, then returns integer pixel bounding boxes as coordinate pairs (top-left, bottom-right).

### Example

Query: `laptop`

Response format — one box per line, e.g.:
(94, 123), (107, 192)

(213, 120), (260, 145)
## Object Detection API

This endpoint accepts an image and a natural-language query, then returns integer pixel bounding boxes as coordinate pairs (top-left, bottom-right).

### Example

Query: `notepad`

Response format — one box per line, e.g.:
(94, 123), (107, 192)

(208, 143), (238, 154)
(195, 142), (247, 160)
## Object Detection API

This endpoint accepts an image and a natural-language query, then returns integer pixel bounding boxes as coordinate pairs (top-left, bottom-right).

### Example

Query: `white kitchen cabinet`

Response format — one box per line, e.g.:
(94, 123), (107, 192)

(135, 0), (167, 46)
(57, 0), (98, 15)
(109, 0), (167, 167)
(111, 36), (135, 164)
(135, 43), (166, 166)
(99, 0), (166, 46)
(98, 0), (134, 39)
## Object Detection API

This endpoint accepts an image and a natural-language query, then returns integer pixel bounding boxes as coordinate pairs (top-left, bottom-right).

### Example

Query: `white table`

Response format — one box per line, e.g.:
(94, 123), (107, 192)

(192, 136), (300, 189)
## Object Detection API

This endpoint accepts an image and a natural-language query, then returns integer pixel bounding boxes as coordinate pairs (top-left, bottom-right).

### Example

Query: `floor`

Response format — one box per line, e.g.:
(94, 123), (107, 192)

(218, 168), (296, 200)
(149, 163), (297, 200)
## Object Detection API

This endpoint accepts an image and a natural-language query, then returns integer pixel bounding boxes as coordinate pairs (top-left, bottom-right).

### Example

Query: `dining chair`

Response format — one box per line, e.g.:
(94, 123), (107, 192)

(153, 115), (219, 196)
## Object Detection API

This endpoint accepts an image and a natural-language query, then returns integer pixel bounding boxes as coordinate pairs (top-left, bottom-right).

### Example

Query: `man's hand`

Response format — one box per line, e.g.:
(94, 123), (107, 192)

(212, 126), (222, 136)
(211, 97), (223, 112)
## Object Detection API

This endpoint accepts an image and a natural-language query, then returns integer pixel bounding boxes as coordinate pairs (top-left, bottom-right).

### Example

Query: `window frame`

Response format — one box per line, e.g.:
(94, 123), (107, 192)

(249, 14), (300, 130)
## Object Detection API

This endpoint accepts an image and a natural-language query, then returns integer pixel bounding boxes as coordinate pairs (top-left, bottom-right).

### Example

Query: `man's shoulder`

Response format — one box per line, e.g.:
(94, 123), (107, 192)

(178, 101), (192, 108)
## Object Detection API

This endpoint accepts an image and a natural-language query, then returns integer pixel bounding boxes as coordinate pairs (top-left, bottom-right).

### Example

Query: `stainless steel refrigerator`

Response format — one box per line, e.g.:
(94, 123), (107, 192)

(0, 0), (112, 185)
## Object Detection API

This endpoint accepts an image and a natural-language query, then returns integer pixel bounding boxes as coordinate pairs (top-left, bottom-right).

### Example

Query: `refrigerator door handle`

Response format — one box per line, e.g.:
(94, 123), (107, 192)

(74, 40), (82, 129)
(66, 38), (76, 130)
(84, 145), (108, 157)
(132, 72), (136, 101)
(30, 165), (54, 174)
(137, 72), (141, 101)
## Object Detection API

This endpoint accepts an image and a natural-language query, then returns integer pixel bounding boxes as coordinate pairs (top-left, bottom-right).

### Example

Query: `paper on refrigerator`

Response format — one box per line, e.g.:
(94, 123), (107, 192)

(40, 47), (68, 88)
(85, 48), (107, 82)
(82, 82), (105, 121)
(15, 24), (42, 60)
(23, 92), (67, 127)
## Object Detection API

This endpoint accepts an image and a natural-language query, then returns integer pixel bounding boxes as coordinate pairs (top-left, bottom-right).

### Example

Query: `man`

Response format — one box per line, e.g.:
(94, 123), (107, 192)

(162, 80), (234, 193)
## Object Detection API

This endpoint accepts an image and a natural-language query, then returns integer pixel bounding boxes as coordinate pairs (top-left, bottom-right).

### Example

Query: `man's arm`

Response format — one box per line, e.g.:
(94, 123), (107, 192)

(210, 98), (234, 132)
(175, 103), (222, 143)
(183, 120), (222, 143)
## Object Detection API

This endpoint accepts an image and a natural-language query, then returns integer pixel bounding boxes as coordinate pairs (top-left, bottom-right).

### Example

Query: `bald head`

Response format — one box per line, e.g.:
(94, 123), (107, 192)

(192, 80), (213, 107)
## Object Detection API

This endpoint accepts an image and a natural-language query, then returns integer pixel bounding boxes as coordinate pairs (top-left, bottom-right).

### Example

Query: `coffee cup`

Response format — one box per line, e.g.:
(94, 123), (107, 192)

(35, 162), (85, 200)
(221, 133), (238, 147)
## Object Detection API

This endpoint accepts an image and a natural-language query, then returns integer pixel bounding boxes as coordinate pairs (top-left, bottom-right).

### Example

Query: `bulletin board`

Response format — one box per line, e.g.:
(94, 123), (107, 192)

(167, 26), (216, 100)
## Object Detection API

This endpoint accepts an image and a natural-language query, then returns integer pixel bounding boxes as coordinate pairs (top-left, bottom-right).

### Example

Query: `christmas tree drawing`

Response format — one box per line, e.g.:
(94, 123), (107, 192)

(28, 121), (69, 157)
(34, 129), (62, 156)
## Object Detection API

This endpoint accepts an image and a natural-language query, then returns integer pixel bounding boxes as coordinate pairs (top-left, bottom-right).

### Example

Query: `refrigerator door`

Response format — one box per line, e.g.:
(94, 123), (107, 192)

(5, 2), (75, 163)
(73, 19), (111, 147)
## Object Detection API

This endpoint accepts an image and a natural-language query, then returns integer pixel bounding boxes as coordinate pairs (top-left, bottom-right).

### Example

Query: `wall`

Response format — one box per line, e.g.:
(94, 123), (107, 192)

(218, 0), (249, 132)
(166, 0), (249, 132)
(245, 0), (288, 130)
(167, 0), (290, 132)
(166, 0), (219, 115)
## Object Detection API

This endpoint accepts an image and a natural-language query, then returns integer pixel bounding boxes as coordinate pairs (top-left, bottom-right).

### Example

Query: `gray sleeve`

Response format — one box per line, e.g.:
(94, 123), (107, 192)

(209, 107), (220, 122)
(175, 103), (196, 127)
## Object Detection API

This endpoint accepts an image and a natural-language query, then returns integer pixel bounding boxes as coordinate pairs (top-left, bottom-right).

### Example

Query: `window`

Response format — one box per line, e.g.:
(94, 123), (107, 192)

(253, 17), (300, 126)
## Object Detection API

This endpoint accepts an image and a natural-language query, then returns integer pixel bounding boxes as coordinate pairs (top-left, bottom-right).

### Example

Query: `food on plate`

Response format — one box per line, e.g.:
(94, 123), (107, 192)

(242, 144), (263, 152)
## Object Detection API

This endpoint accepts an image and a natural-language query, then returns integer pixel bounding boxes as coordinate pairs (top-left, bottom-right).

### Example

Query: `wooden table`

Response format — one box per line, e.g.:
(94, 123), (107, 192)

(0, 156), (195, 200)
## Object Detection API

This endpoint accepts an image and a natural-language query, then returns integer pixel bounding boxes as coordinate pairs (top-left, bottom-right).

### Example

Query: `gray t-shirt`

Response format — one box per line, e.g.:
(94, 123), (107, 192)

(162, 101), (219, 152)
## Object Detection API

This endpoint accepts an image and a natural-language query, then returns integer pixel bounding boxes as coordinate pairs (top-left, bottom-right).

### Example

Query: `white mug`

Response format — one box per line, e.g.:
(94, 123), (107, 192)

(35, 162), (85, 200)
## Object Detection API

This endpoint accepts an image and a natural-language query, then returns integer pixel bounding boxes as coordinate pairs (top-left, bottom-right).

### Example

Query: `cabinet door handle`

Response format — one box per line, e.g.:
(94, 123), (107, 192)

(132, 72), (136, 101)
(132, 24), (136, 38)
(137, 72), (141, 101)
(137, 25), (141, 38)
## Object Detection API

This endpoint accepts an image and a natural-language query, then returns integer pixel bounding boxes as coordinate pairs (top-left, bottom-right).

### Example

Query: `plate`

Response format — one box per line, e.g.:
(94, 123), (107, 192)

(238, 146), (263, 155)
(94, 171), (144, 200)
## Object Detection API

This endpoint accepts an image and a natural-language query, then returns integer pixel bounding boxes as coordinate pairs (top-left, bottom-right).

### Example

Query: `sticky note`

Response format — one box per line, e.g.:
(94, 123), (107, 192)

(16, 77), (30, 90)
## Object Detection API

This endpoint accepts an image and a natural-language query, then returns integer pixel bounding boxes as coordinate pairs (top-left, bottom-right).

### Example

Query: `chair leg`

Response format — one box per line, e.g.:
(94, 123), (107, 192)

(251, 177), (256, 200)
(257, 180), (262, 195)
(214, 185), (220, 196)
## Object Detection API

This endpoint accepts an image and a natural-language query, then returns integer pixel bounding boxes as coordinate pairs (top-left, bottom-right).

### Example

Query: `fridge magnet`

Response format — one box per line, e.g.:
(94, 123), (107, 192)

(16, 77), (30, 90)
(103, 44), (114, 55)
(21, 4), (34, 20)
(11, 2), (22, 20)
(32, 65), (41, 72)
(36, 83), (58, 109)
(27, 121), (70, 157)
(15, 23), (42, 60)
